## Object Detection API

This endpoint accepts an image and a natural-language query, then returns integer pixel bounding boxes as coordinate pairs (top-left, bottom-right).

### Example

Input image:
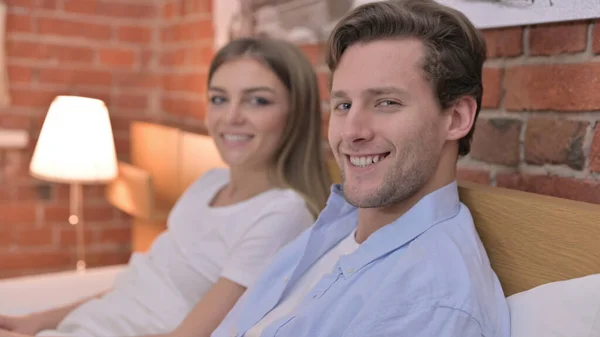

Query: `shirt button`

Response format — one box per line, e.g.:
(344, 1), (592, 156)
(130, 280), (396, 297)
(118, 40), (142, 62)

(230, 328), (237, 337)
(347, 268), (355, 274)
(284, 276), (289, 283)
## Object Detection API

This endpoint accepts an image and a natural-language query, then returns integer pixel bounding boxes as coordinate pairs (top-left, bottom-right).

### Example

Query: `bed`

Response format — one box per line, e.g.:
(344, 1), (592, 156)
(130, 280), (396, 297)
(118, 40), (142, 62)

(1, 121), (599, 336)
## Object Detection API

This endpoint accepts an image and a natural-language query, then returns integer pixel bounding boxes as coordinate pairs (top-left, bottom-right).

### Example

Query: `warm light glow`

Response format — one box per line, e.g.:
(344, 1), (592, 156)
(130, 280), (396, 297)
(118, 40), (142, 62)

(30, 95), (118, 184)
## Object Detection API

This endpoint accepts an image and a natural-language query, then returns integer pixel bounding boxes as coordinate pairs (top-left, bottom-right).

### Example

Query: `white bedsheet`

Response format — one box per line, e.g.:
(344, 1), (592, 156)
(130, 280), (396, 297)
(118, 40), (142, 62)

(0, 265), (126, 316)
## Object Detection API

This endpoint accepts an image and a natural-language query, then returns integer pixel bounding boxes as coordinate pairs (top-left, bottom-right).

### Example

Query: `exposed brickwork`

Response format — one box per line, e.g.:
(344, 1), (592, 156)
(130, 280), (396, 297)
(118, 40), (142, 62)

(529, 22), (588, 56)
(524, 118), (588, 170)
(470, 119), (522, 167)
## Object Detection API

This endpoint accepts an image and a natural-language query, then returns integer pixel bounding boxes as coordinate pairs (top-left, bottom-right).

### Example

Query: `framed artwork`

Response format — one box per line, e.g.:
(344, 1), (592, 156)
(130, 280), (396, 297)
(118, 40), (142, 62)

(213, 0), (600, 49)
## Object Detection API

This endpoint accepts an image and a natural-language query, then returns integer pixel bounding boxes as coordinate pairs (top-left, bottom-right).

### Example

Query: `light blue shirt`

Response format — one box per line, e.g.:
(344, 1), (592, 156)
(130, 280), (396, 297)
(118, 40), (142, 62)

(212, 181), (511, 337)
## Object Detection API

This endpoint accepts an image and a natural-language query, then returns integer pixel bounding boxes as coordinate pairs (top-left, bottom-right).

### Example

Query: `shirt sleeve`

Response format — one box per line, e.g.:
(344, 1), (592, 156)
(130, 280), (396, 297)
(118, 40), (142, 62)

(345, 306), (482, 337)
(220, 199), (313, 288)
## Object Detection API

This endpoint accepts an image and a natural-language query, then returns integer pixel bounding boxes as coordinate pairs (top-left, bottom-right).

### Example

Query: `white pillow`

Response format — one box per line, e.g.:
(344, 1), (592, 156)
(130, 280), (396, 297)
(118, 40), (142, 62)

(507, 273), (600, 337)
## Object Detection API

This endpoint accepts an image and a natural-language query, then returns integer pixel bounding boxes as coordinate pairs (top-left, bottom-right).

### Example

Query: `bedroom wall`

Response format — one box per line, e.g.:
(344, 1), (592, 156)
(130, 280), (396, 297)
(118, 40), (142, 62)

(0, 0), (598, 279)
(0, 0), (214, 279)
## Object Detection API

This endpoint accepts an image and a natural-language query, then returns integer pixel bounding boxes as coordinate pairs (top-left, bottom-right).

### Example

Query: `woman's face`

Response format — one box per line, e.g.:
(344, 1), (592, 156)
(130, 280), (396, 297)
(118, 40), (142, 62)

(205, 58), (289, 171)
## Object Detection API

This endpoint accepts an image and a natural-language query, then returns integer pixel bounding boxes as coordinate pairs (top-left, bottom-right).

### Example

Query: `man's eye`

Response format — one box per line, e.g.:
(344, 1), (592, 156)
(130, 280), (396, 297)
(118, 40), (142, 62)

(335, 103), (351, 111)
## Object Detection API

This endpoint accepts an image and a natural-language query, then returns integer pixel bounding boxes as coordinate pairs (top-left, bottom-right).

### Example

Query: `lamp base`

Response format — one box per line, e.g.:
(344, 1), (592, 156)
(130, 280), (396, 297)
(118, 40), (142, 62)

(70, 183), (87, 273)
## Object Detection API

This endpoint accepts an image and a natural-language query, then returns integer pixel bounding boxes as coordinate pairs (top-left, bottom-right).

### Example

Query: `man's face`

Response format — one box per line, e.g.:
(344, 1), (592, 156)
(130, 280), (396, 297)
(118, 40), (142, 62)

(328, 38), (450, 208)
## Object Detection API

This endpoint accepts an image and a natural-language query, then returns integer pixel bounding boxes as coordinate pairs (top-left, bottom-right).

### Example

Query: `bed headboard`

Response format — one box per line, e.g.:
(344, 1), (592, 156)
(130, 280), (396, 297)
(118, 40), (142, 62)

(106, 121), (600, 296)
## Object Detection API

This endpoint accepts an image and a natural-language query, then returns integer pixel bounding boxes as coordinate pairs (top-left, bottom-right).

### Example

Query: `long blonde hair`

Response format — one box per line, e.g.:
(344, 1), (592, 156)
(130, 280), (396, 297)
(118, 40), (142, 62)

(208, 37), (332, 217)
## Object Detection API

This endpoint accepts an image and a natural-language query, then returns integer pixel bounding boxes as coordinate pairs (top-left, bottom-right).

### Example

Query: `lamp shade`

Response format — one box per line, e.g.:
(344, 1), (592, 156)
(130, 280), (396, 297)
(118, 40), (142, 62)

(30, 95), (118, 184)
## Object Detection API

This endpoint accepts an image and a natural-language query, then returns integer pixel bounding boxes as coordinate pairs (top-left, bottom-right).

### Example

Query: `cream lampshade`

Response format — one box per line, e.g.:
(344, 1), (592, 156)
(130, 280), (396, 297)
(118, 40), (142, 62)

(30, 95), (118, 272)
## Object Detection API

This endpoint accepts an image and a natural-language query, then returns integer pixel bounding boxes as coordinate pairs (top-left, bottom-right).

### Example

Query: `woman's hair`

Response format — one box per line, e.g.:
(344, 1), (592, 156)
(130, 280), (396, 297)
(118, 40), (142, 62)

(207, 37), (332, 217)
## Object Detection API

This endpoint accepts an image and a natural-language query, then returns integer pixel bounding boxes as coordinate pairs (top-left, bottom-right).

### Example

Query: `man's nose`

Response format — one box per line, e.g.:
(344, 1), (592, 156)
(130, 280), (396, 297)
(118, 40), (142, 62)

(342, 108), (374, 143)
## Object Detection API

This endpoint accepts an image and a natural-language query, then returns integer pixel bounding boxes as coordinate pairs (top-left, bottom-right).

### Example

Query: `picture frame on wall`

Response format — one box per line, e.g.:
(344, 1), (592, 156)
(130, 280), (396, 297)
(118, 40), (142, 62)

(212, 0), (600, 49)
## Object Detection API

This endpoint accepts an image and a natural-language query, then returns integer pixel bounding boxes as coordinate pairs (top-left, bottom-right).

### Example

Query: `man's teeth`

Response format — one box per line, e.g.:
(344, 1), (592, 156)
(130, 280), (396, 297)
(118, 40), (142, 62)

(349, 154), (385, 167)
(223, 134), (252, 141)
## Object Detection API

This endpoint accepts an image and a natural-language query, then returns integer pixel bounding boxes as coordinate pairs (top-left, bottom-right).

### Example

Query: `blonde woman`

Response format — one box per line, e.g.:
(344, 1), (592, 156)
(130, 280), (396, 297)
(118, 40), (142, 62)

(0, 37), (331, 337)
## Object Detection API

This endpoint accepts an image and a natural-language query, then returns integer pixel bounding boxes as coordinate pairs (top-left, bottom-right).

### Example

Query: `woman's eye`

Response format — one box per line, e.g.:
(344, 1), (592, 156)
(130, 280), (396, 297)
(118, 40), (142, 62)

(209, 96), (226, 105)
(249, 97), (271, 106)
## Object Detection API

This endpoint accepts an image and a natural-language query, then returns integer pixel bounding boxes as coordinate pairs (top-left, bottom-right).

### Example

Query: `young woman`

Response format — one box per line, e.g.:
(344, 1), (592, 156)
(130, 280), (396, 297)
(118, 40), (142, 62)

(0, 37), (331, 337)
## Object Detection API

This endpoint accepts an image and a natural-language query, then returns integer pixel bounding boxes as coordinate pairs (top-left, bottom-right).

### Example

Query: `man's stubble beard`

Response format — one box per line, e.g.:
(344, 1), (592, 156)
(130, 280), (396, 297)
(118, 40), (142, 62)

(341, 138), (438, 209)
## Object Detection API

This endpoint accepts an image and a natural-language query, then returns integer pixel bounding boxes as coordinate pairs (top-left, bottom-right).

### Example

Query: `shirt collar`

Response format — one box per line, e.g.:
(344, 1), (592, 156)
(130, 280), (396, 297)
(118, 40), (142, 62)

(337, 181), (461, 277)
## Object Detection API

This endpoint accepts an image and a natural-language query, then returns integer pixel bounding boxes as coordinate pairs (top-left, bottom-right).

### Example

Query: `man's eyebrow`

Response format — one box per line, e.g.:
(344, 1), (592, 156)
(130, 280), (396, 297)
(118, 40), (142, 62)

(365, 86), (408, 96)
(330, 87), (408, 99)
(330, 90), (349, 99)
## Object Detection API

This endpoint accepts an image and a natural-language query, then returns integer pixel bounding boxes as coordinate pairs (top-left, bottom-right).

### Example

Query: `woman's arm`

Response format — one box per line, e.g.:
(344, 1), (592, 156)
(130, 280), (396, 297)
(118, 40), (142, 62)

(155, 278), (246, 337)
(0, 290), (108, 335)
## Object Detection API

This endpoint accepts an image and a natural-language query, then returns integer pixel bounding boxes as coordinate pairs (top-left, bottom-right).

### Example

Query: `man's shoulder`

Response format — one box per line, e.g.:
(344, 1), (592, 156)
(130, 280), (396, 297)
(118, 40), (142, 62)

(368, 204), (508, 335)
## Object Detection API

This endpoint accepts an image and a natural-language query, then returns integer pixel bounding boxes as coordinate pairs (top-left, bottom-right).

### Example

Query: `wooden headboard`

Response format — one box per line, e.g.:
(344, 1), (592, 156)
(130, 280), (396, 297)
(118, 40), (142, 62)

(106, 121), (600, 296)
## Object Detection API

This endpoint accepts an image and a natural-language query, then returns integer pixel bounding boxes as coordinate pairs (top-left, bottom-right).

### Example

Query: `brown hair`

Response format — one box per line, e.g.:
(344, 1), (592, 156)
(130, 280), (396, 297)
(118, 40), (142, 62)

(326, 0), (487, 156)
(208, 37), (332, 217)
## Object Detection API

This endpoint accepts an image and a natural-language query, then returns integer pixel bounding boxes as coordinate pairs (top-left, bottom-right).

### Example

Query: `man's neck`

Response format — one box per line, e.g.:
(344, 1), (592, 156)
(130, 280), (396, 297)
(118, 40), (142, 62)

(354, 167), (456, 244)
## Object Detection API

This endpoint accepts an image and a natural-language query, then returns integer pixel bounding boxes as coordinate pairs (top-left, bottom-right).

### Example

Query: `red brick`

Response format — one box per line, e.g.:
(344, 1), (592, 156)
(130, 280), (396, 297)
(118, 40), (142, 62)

(524, 118), (588, 170)
(7, 65), (32, 83)
(97, 226), (131, 245)
(43, 203), (116, 223)
(470, 118), (521, 166)
(113, 135), (131, 158)
(118, 25), (152, 44)
(4, 0), (34, 7)
(299, 43), (325, 66)
(593, 20), (600, 54)
(497, 173), (600, 205)
(38, 17), (112, 40)
(63, 0), (155, 18)
(85, 250), (131, 267)
(38, 68), (112, 86)
(590, 123), (600, 173)
(481, 27), (523, 58)
(505, 63), (600, 112)
(14, 227), (54, 246)
(162, 73), (207, 94)
(3, 150), (32, 180)
(0, 251), (72, 270)
(115, 72), (161, 89)
(7, 41), (95, 64)
(160, 46), (213, 67)
(457, 168), (490, 185)
(55, 185), (106, 201)
(58, 226), (95, 246)
(181, 0), (212, 15)
(163, 1), (177, 18)
(9, 88), (59, 108)
(0, 203), (37, 226)
(162, 96), (205, 119)
(482, 67), (502, 109)
(161, 19), (213, 42)
(99, 48), (137, 67)
(6, 13), (33, 32)
(113, 94), (148, 111)
(317, 71), (330, 100)
(0, 114), (31, 129)
(529, 22), (588, 56)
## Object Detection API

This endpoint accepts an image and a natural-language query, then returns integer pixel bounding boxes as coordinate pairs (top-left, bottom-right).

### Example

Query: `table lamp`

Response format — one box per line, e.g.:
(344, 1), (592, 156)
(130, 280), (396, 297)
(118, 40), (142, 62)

(29, 95), (118, 273)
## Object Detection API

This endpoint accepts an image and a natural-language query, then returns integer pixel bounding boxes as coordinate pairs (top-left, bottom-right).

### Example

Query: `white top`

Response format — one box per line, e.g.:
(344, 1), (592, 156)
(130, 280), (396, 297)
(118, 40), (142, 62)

(245, 229), (360, 337)
(38, 168), (314, 337)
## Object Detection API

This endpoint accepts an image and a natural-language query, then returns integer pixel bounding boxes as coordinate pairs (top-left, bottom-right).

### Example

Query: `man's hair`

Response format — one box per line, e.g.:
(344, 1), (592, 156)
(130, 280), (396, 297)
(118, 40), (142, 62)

(325, 0), (487, 156)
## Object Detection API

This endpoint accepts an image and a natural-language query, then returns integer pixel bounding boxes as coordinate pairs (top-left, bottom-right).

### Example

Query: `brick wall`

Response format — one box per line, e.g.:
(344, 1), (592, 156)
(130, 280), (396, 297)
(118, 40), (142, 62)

(1, 1), (598, 278)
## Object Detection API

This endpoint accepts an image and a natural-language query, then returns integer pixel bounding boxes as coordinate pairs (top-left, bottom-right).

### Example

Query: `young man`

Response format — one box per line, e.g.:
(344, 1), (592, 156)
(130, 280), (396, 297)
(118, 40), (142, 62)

(210, 0), (510, 336)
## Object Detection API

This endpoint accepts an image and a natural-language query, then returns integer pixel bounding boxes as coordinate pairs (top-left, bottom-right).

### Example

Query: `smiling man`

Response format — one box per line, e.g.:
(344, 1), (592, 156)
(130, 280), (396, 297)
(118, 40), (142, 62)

(210, 1), (511, 336)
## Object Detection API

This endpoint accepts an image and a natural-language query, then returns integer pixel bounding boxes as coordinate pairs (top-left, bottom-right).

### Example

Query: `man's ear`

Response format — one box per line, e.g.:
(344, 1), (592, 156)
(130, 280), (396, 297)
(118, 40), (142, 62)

(446, 96), (477, 141)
